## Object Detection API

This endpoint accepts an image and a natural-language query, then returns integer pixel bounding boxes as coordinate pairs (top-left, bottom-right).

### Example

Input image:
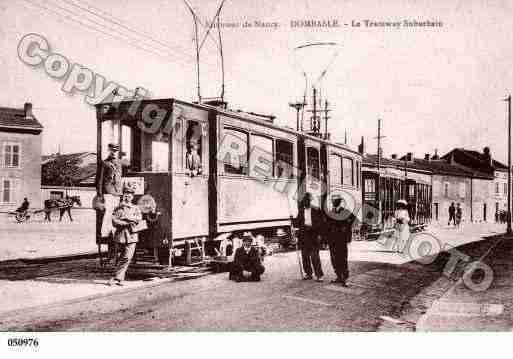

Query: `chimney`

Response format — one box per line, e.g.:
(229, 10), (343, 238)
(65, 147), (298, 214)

(391, 154), (398, 160)
(24, 102), (33, 119)
(424, 153), (430, 161)
(358, 136), (365, 155)
(406, 152), (413, 161)
(483, 146), (492, 167)
(432, 149), (440, 160)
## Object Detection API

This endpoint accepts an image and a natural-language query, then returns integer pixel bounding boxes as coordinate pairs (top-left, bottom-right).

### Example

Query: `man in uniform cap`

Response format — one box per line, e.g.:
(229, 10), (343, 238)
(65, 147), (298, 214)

(97, 143), (122, 241)
(108, 182), (142, 286)
(230, 232), (265, 282)
(325, 194), (356, 286)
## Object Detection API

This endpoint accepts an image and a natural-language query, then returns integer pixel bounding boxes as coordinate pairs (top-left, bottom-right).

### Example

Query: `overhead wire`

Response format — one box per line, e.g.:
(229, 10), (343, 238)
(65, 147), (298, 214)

(60, 0), (273, 98)
(21, 0), (193, 69)
(21, 0), (286, 112)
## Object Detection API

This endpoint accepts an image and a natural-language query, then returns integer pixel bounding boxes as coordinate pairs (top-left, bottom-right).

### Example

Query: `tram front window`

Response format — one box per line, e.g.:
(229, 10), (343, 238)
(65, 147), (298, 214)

(101, 120), (119, 160)
(141, 131), (169, 172)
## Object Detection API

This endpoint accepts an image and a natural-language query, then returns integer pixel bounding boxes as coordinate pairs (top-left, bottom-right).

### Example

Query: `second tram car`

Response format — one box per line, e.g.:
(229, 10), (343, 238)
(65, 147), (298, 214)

(95, 98), (363, 266)
(361, 167), (432, 239)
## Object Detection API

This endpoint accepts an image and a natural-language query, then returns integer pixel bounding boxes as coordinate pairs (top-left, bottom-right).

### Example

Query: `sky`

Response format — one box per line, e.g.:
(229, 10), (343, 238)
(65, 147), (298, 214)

(1, 0), (513, 163)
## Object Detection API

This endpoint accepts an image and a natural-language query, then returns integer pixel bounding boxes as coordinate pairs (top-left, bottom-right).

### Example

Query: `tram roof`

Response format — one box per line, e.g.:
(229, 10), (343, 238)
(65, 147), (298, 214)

(97, 97), (362, 157)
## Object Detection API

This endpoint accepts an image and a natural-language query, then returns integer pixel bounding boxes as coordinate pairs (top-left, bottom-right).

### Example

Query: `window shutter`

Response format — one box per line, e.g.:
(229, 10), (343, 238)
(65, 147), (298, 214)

(0, 144), (4, 168)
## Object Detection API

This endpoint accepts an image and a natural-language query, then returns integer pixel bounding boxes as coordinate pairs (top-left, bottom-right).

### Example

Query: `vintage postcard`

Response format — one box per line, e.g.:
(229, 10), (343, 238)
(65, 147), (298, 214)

(0, 0), (512, 356)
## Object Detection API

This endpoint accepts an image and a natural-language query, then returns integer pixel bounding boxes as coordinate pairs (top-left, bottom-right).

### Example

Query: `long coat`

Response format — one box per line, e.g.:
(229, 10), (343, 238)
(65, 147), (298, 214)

(97, 156), (122, 196)
(325, 207), (356, 245)
(297, 207), (324, 250)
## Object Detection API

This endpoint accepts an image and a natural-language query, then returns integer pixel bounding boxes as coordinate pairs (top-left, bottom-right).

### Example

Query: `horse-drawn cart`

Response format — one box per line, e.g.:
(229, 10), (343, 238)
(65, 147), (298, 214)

(1, 196), (82, 223)
(4, 208), (44, 223)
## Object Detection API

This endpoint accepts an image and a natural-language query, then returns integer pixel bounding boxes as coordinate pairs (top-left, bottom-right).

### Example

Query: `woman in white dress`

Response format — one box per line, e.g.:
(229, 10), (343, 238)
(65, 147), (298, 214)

(393, 199), (410, 253)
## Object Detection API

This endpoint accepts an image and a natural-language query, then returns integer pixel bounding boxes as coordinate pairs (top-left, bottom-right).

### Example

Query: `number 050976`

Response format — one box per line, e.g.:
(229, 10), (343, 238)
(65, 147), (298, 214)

(7, 338), (39, 347)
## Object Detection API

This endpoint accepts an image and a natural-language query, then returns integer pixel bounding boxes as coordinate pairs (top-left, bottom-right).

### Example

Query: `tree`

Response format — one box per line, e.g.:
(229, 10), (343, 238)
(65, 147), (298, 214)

(42, 155), (83, 187)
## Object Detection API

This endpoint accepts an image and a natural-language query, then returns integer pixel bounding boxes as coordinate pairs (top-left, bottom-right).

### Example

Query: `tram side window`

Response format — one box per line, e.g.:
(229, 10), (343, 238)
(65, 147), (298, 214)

(364, 178), (375, 198)
(409, 184), (415, 197)
(342, 157), (354, 186)
(121, 125), (132, 169)
(275, 140), (294, 178)
(355, 161), (360, 188)
(329, 154), (342, 185)
(307, 147), (320, 180)
(185, 121), (203, 175)
(222, 128), (249, 175)
(250, 134), (274, 178)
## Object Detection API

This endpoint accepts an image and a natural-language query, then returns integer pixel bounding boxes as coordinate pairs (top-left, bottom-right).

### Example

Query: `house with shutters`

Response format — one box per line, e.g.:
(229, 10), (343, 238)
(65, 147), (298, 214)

(0, 103), (43, 211)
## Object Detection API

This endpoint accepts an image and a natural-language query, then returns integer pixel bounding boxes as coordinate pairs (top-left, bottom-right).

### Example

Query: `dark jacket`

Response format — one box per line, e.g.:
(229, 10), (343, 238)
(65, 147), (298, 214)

(298, 207), (324, 250)
(325, 207), (356, 245)
(448, 205), (456, 215)
(97, 156), (122, 195)
(234, 246), (262, 270)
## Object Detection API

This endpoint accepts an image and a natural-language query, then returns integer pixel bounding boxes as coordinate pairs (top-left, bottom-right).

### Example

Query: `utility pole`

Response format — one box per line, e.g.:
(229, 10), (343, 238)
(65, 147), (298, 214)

(312, 87), (318, 134)
(374, 119), (386, 226)
(505, 95), (512, 234)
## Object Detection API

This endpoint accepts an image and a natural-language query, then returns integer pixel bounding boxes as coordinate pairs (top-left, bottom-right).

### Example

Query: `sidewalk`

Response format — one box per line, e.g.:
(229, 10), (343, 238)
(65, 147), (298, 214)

(416, 235), (513, 331)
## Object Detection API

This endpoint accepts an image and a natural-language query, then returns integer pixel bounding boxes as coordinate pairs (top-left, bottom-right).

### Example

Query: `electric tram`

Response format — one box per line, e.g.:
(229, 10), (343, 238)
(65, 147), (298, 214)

(94, 98), (363, 266)
(361, 166), (432, 239)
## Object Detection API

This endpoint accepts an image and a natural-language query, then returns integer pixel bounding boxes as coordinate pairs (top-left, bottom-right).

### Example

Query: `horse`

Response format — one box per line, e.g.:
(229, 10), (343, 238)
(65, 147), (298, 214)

(44, 195), (82, 222)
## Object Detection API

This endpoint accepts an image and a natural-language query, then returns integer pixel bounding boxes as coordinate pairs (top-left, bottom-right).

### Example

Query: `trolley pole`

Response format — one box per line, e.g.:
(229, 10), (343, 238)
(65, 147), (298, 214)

(505, 95), (512, 234)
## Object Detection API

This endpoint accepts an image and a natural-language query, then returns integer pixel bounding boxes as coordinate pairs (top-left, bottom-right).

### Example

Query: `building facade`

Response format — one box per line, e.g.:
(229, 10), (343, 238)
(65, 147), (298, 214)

(442, 147), (508, 222)
(0, 103), (43, 211)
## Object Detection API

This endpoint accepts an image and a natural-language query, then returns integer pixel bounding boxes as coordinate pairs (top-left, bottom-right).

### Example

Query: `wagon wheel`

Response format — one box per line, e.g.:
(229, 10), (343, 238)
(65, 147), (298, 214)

(15, 212), (27, 223)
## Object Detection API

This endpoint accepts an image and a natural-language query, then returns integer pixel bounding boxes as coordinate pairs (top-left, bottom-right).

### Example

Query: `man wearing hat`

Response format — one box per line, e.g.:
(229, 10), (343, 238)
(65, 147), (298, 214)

(298, 193), (324, 281)
(325, 194), (356, 286)
(230, 232), (265, 282)
(97, 143), (123, 242)
(109, 182), (142, 285)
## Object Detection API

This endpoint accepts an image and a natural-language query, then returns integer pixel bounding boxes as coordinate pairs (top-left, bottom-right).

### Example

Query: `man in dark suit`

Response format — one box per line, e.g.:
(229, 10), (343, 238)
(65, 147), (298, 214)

(230, 234), (265, 282)
(325, 194), (356, 286)
(298, 193), (324, 281)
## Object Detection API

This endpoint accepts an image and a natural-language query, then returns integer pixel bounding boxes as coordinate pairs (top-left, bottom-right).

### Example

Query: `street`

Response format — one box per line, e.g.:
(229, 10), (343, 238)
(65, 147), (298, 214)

(0, 218), (507, 331)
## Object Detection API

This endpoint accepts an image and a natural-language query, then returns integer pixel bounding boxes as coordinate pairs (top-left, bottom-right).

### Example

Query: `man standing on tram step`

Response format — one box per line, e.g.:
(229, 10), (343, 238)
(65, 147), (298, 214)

(97, 143), (123, 241)
(325, 194), (356, 286)
(298, 193), (324, 282)
(448, 202), (456, 226)
(108, 183), (142, 286)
